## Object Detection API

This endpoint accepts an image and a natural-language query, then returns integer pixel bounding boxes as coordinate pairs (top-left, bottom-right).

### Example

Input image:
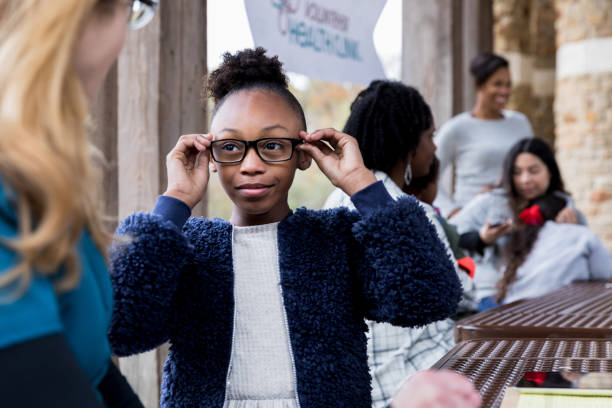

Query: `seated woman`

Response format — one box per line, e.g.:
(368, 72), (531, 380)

(496, 193), (612, 304)
(323, 80), (476, 408)
(453, 138), (588, 308)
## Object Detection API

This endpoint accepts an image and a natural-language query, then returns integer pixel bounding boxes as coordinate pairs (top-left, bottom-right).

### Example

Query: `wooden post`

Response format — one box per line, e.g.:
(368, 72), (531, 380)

(402, 0), (456, 125)
(159, 0), (208, 217)
(92, 1), (207, 406)
(460, 0), (493, 112)
(116, 8), (163, 407)
(402, 0), (492, 123)
(402, 0), (492, 199)
(91, 64), (119, 232)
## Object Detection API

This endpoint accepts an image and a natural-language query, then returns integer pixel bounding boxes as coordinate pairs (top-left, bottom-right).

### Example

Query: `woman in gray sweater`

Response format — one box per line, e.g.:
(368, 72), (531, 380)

(434, 52), (533, 218)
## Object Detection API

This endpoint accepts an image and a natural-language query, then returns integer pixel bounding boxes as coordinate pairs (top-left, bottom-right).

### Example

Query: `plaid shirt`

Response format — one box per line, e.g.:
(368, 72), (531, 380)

(324, 170), (474, 407)
(366, 319), (455, 408)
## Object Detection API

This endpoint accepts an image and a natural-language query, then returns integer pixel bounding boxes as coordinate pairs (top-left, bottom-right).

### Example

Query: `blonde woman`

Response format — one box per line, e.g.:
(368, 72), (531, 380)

(0, 1), (157, 407)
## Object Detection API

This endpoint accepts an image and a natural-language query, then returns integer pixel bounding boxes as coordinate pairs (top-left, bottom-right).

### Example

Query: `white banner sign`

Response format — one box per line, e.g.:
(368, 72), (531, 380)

(244, 0), (387, 85)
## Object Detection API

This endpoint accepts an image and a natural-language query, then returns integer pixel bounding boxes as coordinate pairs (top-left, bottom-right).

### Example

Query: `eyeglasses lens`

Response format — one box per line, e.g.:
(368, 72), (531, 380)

(128, 0), (158, 30)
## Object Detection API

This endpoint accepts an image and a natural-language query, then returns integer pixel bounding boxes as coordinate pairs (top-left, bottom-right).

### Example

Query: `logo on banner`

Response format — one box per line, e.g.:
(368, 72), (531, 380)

(245, 0), (386, 85)
(272, 0), (360, 61)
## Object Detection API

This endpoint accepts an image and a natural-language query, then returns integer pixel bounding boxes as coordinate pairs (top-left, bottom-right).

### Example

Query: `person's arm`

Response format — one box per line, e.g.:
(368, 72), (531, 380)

(391, 370), (481, 408)
(458, 231), (487, 254)
(0, 189), (105, 407)
(348, 182), (462, 326)
(554, 192), (588, 226)
(433, 122), (460, 217)
(0, 334), (105, 408)
(97, 360), (144, 408)
(458, 221), (512, 255)
(108, 196), (194, 356)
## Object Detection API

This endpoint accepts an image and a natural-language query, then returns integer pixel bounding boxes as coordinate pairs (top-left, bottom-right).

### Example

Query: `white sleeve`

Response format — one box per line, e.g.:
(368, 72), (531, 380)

(451, 194), (490, 234)
(433, 121), (459, 217)
(322, 187), (353, 210)
(522, 113), (534, 138)
(587, 232), (612, 280)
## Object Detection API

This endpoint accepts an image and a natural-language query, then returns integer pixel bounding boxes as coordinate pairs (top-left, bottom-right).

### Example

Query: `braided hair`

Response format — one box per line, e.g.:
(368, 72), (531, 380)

(205, 47), (306, 130)
(343, 80), (433, 174)
(497, 193), (567, 302)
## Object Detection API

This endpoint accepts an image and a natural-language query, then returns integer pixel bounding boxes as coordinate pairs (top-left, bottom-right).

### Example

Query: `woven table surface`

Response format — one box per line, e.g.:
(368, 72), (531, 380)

(455, 282), (612, 342)
(433, 338), (612, 408)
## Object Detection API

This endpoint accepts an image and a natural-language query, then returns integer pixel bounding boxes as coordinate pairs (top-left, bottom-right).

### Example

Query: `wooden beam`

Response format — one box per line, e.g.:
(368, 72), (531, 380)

(460, 0), (493, 112)
(402, 0), (455, 124)
(91, 63), (118, 231)
(159, 0), (208, 217)
(90, 2), (208, 406)
(117, 7), (163, 407)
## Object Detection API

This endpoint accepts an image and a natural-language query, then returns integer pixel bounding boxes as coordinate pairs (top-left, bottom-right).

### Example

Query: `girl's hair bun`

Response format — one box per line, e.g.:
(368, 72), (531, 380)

(206, 47), (289, 103)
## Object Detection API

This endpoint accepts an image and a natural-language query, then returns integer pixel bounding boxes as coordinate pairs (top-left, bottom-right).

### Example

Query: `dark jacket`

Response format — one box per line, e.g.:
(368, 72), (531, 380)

(108, 183), (461, 407)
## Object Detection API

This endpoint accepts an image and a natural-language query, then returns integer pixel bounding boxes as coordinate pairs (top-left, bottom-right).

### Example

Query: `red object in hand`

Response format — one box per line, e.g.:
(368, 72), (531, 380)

(519, 204), (544, 226)
(523, 372), (547, 385)
(457, 257), (476, 279)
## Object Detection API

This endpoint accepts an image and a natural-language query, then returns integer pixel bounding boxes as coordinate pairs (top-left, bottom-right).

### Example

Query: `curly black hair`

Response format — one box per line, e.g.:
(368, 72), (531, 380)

(344, 80), (433, 173)
(498, 193), (567, 302)
(205, 47), (306, 130)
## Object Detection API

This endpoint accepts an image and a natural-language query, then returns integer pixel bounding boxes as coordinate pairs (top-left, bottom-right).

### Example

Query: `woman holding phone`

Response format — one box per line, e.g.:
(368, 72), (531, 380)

(453, 138), (586, 308)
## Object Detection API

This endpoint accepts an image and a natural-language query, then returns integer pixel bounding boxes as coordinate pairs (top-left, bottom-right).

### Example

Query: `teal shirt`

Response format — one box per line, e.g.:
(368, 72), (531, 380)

(0, 182), (112, 386)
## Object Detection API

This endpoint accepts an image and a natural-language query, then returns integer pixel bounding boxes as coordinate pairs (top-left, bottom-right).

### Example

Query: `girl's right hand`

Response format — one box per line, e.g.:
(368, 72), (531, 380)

(479, 220), (513, 245)
(163, 133), (212, 209)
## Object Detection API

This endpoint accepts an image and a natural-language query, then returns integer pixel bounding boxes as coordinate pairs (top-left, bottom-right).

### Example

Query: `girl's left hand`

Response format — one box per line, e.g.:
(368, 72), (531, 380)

(555, 207), (578, 224)
(297, 128), (376, 196)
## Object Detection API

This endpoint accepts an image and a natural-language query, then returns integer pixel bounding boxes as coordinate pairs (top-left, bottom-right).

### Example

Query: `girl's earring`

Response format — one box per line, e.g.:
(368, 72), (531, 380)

(209, 163), (217, 173)
(404, 160), (412, 187)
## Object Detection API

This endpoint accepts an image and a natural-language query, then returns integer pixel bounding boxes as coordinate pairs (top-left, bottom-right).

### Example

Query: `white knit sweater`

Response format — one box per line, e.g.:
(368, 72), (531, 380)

(224, 223), (298, 408)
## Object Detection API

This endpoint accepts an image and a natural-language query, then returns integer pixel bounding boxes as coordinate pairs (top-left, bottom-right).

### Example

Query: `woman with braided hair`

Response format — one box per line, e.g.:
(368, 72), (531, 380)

(496, 192), (611, 304)
(453, 138), (609, 309)
(324, 80), (478, 408)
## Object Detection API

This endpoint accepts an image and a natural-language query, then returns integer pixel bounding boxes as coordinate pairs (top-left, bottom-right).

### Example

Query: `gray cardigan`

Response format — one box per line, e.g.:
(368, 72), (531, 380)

(503, 221), (612, 303)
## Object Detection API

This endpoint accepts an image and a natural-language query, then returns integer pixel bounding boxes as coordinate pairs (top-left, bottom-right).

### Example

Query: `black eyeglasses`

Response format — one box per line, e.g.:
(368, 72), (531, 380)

(128, 0), (158, 30)
(210, 138), (304, 164)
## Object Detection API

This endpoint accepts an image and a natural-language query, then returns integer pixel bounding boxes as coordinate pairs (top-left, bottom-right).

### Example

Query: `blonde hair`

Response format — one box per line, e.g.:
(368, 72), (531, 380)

(0, 0), (113, 294)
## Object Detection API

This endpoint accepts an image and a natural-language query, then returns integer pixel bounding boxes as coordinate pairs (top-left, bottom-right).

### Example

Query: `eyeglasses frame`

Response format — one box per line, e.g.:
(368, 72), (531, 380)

(210, 138), (304, 164)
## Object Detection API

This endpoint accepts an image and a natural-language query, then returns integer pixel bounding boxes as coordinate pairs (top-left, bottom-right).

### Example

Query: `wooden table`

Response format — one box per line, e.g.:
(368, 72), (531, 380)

(455, 282), (612, 342)
(432, 338), (612, 408)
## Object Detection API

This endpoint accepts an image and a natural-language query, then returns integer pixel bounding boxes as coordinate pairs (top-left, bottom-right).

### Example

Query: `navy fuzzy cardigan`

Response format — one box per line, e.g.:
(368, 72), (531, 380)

(109, 186), (461, 408)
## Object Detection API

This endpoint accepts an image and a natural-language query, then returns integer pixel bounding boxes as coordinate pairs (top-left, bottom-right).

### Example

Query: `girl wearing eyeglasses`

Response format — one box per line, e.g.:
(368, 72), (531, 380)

(107, 47), (463, 408)
(0, 1), (155, 407)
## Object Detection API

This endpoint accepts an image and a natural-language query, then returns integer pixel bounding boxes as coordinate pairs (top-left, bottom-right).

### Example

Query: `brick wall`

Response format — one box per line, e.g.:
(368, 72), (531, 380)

(555, 0), (612, 248)
(493, 0), (556, 146)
